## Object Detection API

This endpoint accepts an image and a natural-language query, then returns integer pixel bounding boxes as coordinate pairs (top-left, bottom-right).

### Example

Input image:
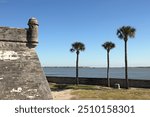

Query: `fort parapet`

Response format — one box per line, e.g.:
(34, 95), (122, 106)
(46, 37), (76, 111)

(0, 18), (52, 99)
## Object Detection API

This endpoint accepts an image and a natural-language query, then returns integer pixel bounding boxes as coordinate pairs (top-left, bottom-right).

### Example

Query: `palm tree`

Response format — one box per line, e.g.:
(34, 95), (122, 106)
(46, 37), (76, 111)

(70, 42), (85, 85)
(102, 41), (115, 87)
(117, 26), (136, 89)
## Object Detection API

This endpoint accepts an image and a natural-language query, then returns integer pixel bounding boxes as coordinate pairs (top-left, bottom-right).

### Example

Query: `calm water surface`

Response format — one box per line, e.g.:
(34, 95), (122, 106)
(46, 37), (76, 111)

(43, 67), (150, 80)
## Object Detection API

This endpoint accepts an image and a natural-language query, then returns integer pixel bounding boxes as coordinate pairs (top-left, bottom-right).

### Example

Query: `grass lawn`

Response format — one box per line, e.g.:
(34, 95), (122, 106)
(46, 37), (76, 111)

(50, 83), (150, 100)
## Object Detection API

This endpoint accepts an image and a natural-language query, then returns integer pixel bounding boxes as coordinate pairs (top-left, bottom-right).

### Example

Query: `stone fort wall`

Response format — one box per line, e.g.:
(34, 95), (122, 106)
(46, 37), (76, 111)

(47, 76), (150, 88)
(0, 18), (52, 99)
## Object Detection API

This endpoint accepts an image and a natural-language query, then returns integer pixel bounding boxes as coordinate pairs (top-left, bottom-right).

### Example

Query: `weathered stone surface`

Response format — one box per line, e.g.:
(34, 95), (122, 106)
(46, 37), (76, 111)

(0, 27), (27, 42)
(0, 18), (52, 99)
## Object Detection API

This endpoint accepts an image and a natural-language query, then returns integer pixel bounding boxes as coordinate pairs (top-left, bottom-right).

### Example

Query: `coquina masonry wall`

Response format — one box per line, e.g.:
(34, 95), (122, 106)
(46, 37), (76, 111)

(0, 18), (52, 99)
(47, 76), (150, 88)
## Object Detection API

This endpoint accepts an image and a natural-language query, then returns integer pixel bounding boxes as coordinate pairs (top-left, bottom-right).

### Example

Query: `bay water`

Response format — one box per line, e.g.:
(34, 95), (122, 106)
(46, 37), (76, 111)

(43, 67), (150, 80)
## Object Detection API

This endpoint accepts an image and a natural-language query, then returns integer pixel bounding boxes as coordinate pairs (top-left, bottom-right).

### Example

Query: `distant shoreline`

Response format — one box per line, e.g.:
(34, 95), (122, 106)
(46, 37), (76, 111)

(43, 66), (150, 68)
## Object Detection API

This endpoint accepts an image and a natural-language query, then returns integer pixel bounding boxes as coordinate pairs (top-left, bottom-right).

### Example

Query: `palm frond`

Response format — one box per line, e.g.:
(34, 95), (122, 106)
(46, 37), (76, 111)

(70, 42), (85, 52)
(70, 48), (75, 52)
(117, 26), (136, 40)
(102, 41), (115, 51)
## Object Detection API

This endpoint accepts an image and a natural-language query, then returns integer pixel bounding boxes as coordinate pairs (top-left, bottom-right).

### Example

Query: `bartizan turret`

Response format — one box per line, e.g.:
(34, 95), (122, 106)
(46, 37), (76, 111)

(28, 17), (39, 47)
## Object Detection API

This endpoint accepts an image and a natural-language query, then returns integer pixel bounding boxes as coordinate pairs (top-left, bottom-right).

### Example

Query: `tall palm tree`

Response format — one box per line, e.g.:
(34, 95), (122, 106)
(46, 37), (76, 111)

(102, 41), (115, 87)
(70, 42), (85, 85)
(117, 26), (136, 89)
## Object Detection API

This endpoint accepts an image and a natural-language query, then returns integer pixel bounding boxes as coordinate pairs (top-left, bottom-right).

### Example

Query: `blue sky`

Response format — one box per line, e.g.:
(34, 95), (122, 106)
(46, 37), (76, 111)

(1, 0), (150, 67)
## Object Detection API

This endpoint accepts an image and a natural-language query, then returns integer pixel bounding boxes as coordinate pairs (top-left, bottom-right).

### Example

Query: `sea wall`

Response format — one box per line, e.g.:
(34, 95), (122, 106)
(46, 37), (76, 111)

(47, 76), (150, 88)
(0, 18), (52, 99)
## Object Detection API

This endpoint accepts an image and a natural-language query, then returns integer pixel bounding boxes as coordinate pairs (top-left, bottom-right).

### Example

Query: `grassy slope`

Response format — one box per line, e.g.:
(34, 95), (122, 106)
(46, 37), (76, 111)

(50, 83), (150, 100)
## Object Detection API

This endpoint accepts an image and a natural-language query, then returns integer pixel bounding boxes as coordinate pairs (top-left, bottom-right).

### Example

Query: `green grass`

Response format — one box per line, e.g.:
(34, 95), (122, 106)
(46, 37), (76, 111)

(50, 83), (150, 100)
(71, 89), (150, 100)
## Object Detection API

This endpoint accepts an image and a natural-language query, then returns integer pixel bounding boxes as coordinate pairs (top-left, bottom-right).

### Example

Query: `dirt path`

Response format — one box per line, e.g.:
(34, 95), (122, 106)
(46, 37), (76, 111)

(51, 89), (74, 100)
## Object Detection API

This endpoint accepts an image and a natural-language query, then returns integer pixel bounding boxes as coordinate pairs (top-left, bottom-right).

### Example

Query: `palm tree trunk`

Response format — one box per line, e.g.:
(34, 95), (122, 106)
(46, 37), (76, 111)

(107, 51), (110, 87)
(125, 40), (129, 89)
(76, 51), (79, 85)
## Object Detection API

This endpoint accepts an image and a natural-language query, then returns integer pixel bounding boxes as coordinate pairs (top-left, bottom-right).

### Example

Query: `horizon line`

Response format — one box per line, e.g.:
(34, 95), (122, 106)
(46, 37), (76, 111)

(42, 66), (150, 68)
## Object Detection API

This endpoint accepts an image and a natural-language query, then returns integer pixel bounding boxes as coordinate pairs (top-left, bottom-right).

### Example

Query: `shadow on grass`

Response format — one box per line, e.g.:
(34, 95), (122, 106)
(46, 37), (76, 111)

(50, 84), (69, 91)
(50, 83), (104, 91)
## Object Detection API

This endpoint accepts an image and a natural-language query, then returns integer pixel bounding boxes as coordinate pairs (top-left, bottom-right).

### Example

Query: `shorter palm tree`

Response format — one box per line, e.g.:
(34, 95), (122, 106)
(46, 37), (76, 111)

(102, 41), (115, 87)
(70, 42), (85, 85)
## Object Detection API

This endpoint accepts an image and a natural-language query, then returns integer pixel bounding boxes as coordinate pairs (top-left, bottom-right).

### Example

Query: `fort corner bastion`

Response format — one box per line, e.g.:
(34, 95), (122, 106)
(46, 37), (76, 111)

(0, 18), (52, 99)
